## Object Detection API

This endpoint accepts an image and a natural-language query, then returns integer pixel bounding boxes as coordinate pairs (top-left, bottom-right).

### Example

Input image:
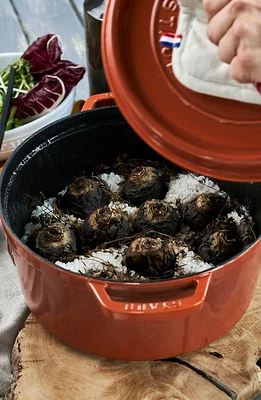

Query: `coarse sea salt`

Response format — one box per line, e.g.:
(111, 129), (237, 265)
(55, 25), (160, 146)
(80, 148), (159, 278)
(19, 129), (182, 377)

(31, 197), (56, 218)
(227, 211), (244, 226)
(108, 201), (138, 219)
(165, 173), (222, 205)
(99, 172), (124, 193)
(56, 246), (129, 275)
(175, 247), (211, 276)
(227, 209), (253, 227)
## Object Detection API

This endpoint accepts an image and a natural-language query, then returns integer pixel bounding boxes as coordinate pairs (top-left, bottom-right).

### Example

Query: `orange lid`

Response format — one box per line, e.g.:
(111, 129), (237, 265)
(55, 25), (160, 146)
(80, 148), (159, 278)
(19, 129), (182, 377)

(102, 0), (261, 182)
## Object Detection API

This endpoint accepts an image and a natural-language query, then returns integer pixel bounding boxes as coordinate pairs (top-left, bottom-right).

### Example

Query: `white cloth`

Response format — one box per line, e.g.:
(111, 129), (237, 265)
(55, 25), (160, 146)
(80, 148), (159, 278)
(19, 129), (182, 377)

(172, 0), (261, 105)
(0, 223), (29, 397)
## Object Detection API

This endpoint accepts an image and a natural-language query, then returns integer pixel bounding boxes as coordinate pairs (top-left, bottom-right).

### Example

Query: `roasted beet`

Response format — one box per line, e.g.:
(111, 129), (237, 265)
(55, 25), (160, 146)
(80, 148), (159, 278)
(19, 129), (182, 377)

(236, 217), (256, 247)
(133, 200), (180, 236)
(33, 223), (77, 259)
(181, 193), (227, 231)
(122, 166), (164, 205)
(197, 218), (242, 265)
(59, 176), (110, 219)
(124, 237), (176, 277)
(82, 206), (130, 247)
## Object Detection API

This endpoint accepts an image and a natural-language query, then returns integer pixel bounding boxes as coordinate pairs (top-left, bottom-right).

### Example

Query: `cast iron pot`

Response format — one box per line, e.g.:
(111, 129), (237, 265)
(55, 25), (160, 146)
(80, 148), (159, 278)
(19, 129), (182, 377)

(1, 94), (261, 361)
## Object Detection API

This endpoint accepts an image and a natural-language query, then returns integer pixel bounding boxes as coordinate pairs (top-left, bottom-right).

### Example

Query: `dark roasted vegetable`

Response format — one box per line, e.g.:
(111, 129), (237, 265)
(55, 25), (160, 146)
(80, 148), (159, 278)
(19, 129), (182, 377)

(180, 193), (227, 231)
(59, 176), (110, 219)
(82, 206), (130, 246)
(122, 166), (164, 205)
(133, 200), (180, 236)
(33, 223), (77, 258)
(236, 217), (256, 247)
(197, 218), (242, 265)
(124, 237), (176, 277)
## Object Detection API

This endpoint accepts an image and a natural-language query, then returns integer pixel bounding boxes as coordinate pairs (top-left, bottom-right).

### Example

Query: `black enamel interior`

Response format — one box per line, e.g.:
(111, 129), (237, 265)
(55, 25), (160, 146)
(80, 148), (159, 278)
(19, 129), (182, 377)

(1, 106), (261, 253)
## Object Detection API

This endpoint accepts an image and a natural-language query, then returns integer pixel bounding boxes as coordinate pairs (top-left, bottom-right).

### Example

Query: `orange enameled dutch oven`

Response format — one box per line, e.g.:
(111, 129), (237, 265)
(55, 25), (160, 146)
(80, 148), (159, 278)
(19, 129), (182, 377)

(1, 0), (261, 361)
(0, 93), (261, 361)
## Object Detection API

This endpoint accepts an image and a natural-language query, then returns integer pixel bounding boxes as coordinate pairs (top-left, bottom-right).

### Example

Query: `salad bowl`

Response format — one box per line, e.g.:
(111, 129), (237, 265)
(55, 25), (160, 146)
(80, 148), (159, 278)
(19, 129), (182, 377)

(0, 52), (76, 161)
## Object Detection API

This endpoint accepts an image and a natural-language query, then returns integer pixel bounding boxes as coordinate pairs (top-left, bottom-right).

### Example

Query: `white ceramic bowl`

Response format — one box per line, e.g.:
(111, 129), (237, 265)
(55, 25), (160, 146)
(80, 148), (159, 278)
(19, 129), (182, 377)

(0, 53), (76, 161)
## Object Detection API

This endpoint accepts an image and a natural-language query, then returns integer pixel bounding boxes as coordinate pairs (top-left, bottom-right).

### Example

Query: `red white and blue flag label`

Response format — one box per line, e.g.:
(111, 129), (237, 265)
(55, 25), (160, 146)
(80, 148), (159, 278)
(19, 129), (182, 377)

(160, 33), (182, 48)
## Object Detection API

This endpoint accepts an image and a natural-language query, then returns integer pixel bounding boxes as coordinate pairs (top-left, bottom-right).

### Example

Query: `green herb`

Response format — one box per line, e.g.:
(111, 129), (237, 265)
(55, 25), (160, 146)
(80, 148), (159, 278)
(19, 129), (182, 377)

(0, 58), (36, 130)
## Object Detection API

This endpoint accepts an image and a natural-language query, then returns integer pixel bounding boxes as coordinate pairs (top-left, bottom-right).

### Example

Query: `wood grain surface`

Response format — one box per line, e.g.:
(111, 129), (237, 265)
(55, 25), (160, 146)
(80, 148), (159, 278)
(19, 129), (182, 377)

(7, 274), (261, 400)
(1, 0), (28, 53)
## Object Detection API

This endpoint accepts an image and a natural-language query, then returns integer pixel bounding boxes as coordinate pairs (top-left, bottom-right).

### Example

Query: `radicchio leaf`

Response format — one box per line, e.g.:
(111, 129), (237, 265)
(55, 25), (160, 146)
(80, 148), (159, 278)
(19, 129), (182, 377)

(11, 75), (66, 121)
(22, 34), (86, 95)
(22, 34), (63, 75)
(41, 60), (86, 94)
(6, 33), (86, 125)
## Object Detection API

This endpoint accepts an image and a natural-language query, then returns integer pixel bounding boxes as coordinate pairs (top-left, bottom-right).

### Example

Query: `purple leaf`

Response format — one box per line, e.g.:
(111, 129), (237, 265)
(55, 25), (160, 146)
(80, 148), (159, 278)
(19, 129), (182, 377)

(11, 75), (66, 121)
(22, 34), (63, 75)
(36, 60), (86, 94)
(8, 33), (86, 124)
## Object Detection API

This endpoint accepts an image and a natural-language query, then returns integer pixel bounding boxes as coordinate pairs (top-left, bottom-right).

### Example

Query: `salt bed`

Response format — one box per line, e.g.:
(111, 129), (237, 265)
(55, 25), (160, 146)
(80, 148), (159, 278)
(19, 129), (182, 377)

(22, 171), (251, 280)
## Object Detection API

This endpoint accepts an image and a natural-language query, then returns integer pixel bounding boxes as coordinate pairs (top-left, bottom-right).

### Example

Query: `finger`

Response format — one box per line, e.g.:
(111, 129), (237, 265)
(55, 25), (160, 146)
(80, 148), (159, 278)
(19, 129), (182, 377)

(218, 28), (238, 64)
(207, 0), (249, 45)
(218, 16), (253, 63)
(219, 11), (261, 64)
(203, 0), (231, 22)
(229, 50), (261, 83)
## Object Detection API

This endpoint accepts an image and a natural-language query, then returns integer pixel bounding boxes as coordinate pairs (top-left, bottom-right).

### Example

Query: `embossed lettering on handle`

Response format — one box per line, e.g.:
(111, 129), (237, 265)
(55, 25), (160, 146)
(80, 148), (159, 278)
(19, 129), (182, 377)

(89, 273), (212, 321)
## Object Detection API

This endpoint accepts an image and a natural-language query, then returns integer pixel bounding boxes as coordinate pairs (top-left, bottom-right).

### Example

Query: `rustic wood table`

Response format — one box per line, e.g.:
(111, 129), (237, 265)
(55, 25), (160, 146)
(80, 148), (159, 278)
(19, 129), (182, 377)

(6, 274), (261, 400)
(1, 1), (261, 399)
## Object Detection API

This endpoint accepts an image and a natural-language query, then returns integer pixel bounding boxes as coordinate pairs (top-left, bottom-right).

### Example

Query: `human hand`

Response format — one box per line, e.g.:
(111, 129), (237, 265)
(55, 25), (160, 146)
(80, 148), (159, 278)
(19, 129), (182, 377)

(203, 0), (261, 84)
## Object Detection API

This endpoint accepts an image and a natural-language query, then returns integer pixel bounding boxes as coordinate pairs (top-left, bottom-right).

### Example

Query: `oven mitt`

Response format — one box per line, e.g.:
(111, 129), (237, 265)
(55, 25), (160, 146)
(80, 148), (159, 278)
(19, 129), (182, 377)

(172, 0), (261, 105)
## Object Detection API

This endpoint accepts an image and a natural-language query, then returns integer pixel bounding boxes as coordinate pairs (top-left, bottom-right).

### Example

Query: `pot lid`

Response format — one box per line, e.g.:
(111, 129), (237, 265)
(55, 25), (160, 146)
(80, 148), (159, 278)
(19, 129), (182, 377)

(102, 0), (261, 182)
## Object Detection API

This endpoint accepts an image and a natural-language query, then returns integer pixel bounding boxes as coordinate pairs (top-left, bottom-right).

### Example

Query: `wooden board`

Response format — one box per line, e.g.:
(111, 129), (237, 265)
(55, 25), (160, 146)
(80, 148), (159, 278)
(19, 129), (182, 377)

(7, 274), (261, 400)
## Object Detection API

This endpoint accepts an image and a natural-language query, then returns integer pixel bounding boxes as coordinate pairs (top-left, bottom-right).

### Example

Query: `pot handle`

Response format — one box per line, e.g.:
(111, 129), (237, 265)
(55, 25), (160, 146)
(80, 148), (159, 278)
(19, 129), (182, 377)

(81, 92), (115, 111)
(89, 273), (212, 320)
